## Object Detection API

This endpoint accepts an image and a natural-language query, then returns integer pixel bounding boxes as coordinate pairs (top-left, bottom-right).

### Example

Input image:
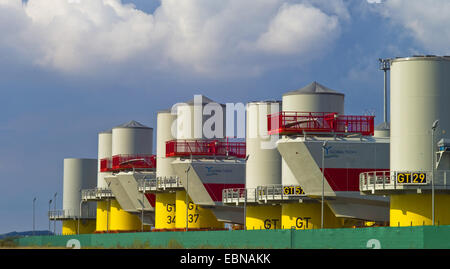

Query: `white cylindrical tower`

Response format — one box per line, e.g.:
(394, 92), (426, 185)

(246, 101), (282, 188)
(282, 81), (345, 114)
(156, 111), (177, 178)
(173, 95), (226, 140)
(63, 158), (97, 217)
(97, 129), (112, 188)
(390, 56), (450, 171)
(112, 120), (153, 156)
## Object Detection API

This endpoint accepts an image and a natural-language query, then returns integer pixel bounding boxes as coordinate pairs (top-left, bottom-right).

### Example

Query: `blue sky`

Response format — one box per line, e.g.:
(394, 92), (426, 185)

(0, 0), (449, 234)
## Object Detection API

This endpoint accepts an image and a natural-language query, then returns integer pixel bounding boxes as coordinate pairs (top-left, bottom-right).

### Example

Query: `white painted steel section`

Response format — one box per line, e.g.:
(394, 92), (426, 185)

(104, 172), (154, 212)
(246, 101), (282, 189)
(277, 136), (389, 195)
(157, 111), (177, 178)
(282, 82), (345, 115)
(172, 159), (245, 206)
(112, 122), (153, 156)
(62, 158), (97, 218)
(97, 131), (112, 188)
(390, 57), (450, 172)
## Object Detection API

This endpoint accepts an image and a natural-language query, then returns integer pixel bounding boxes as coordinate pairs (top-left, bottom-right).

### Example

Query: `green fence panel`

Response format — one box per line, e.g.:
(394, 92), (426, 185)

(423, 226), (450, 249)
(291, 226), (425, 249)
(16, 226), (450, 249)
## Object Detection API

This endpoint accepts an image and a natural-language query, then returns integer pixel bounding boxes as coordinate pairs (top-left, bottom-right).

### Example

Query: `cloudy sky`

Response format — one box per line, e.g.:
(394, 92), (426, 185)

(1, 0), (449, 233)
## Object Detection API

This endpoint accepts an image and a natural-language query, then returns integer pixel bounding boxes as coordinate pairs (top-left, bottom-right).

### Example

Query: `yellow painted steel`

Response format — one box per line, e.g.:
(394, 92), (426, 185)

(246, 205), (281, 230)
(175, 191), (224, 229)
(281, 202), (343, 229)
(95, 200), (110, 232)
(109, 199), (142, 231)
(62, 220), (96, 235)
(155, 193), (177, 229)
(390, 194), (450, 226)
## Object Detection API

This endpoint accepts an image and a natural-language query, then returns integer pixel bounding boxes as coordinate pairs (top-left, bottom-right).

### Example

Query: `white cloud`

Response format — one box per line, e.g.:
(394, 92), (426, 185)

(255, 3), (340, 55)
(377, 0), (450, 54)
(0, 0), (349, 77)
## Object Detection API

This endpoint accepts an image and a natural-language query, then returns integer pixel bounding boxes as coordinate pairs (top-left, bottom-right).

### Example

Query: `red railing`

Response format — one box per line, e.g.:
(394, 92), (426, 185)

(100, 158), (112, 172)
(100, 154), (156, 172)
(268, 112), (374, 136)
(166, 140), (246, 159)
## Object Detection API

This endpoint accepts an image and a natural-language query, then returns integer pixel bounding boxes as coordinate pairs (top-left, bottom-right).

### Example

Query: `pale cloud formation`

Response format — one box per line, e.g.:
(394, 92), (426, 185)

(0, 0), (349, 77)
(376, 0), (450, 54)
(255, 3), (340, 55)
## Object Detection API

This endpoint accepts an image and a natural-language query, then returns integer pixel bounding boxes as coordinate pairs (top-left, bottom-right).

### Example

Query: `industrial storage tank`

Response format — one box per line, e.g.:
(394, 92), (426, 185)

(155, 110), (178, 229)
(282, 81), (345, 115)
(96, 129), (112, 232)
(112, 120), (153, 156)
(247, 101), (282, 188)
(172, 95), (226, 140)
(62, 158), (97, 235)
(109, 120), (154, 231)
(245, 101), (282, 230)
(97, 129), (112, 189)
(156, 111), (177, 178)
(389, 56), (450, 226)
(279, 82), (345, 229)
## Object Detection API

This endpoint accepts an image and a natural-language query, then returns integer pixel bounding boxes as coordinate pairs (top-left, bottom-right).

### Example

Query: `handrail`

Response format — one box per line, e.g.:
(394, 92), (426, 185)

(359, 170), (450, 192)
(222, 185), (306, 205)
(166, 140), (246, 159)
(138, 176), (183, 192)
(100, 154), (156, 172)
(268, 111), (375, 136)
(81, 188), (114, 200)
(48, 208), (96, 219)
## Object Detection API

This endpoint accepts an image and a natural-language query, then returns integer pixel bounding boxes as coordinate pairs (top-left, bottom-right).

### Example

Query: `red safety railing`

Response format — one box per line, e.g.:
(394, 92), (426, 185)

(166, 140), (246, 159)
(100, 154), (156, 172)
(268, 112), (374, 136)
(100, 158), (112, 172)
(112, 154), (156, 170)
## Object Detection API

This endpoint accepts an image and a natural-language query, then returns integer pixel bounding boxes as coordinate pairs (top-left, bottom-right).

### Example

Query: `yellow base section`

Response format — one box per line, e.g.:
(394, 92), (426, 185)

(281, 202), (343, 229)
(109, 199), (142, 231)
(390, 194), (450, 226)
(155, 193), (177, 229)
(175, 191), (224, 229)
(62, 219), (96, 235)
(246, 205), (281, 230)
(96, 200), (110, 232)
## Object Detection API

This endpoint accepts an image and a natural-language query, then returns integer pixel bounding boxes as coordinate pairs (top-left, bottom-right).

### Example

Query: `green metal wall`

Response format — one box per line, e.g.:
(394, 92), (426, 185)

(16, 226), (450, 249)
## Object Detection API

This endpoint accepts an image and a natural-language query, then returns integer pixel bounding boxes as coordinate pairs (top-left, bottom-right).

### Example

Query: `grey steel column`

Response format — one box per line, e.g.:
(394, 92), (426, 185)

(321, 141), (328, 229)
(431, 120), (439, 226)
(185, 165), (191, 232)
